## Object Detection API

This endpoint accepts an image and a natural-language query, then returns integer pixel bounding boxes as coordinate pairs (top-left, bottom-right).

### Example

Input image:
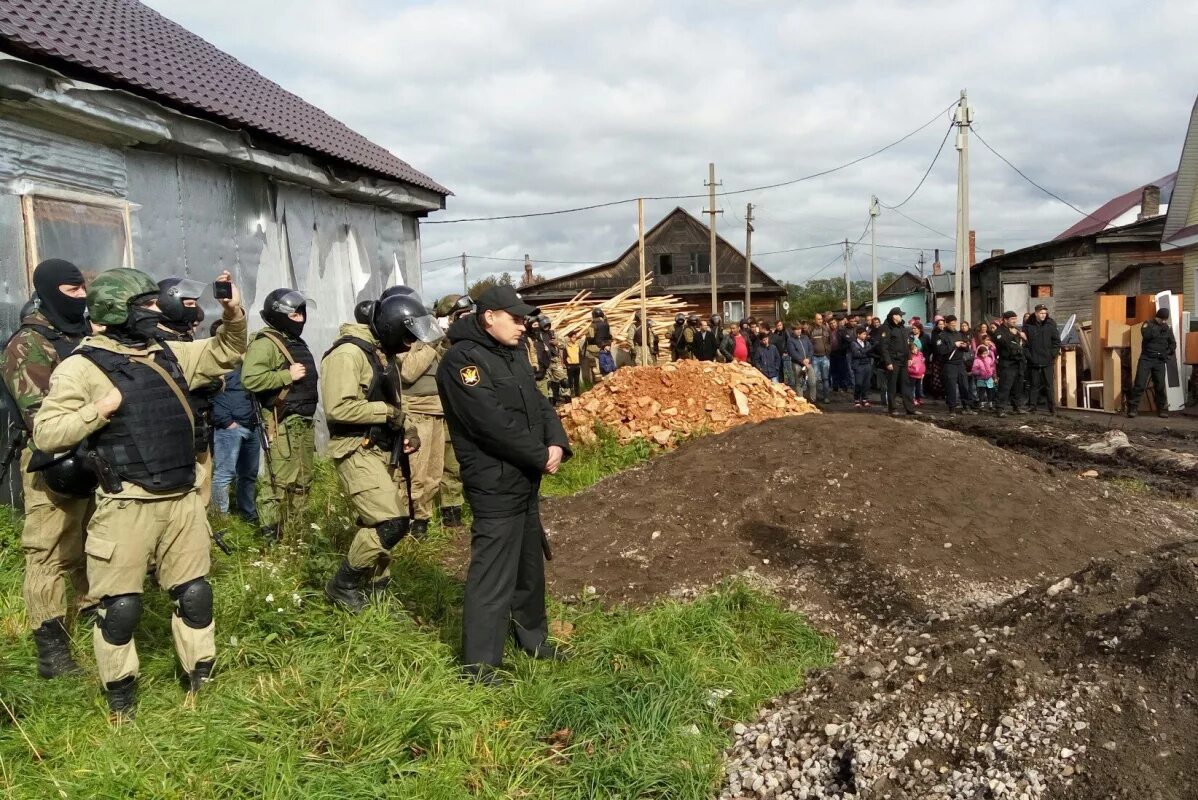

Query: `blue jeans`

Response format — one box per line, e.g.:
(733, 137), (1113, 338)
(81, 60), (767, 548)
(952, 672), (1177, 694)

(812, 356), (831, 401)
(212, 424), (261, 519)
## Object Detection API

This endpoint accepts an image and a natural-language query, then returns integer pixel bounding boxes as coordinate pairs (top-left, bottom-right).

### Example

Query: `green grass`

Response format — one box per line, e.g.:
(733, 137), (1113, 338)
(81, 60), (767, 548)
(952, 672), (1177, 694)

(0, 433), (832, 799)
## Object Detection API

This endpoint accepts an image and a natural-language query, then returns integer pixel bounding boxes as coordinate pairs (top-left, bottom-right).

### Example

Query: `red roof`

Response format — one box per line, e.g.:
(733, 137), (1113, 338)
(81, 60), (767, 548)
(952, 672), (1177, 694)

(1055, 173), (1174, 240)
(0, 0), (449, 196)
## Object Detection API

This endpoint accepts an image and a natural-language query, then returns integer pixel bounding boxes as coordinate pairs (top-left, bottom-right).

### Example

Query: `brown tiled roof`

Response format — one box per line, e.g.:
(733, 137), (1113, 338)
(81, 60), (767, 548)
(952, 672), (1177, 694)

(0, 0), (449, 195)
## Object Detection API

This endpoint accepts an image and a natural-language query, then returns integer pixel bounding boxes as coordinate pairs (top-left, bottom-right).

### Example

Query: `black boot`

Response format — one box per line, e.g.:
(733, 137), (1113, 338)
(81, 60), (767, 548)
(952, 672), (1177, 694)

(522, 641), (570, 662)
(259, 523), (280, 545)
(324, 559), (369, 613)
(366, 576), (391, 599)
(32, 617), (81, 679)
(441, 507), (463, 528)
(105, 676), (137, 718)
(188, 659), (215, 694)
(409, 519), (430, 541)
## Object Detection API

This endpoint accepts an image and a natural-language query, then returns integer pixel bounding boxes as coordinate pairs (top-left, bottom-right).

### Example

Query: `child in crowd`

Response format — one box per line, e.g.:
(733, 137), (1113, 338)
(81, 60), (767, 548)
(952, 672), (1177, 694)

(907, 342), (926, 406)
(597, 343), (617, 379)
(971, 343), (997, 410)
(849, 326), (875, 408)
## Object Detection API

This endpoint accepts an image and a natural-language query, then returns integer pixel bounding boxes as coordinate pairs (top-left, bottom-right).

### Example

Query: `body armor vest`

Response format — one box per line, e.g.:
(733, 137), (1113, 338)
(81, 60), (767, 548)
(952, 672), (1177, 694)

(76, 345), (196, 492)
(323, 336), (395, 440)
(256, 330), (318, 418)
(591, 320), (612, 347)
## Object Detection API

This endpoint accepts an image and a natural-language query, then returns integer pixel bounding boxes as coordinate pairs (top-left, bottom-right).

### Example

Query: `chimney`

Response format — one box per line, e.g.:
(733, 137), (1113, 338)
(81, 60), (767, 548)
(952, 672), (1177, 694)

(932, 248), (942, 276)
(969, 230), (977, 267)
(1138, 184), (1161, 220)
(523, 253), (534, 285)
(990, 248), (1005, 258)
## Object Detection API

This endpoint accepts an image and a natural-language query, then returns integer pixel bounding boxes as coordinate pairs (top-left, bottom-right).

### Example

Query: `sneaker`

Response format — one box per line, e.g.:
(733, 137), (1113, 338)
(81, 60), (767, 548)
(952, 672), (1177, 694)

(907, 409), (924, 416)
(853, 401), (862, 408)
(862, 401), (872, 408)
(1158, 411), (1169, 419)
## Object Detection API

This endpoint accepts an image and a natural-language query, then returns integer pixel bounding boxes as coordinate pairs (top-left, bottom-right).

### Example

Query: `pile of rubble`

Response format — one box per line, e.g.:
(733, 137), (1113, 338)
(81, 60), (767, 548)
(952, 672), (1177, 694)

(559, 361), (817, 446)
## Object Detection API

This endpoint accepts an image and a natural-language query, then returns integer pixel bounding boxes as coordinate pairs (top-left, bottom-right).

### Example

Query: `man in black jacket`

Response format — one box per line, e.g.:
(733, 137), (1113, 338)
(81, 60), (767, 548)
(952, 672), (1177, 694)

(991, 310), (1028, 416)
(438, 285), (573, 684)
(1127, 308), (1177, 418)
(692, 319), (718, 361)
(878, 307), (919, 416)
(936, 315), (977, 415)
(1024, 304), (1061, 414)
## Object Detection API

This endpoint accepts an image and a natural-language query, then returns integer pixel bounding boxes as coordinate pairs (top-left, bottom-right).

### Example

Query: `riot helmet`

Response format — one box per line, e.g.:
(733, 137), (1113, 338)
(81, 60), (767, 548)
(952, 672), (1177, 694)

(371, 293), (443, 355)
(353, 299), (376, 325)
(261, 289), (307, 338)
(674, 313), (685, 325)
(157, 278), (206, 334)
(538, 314), (552, 331)
(450, 294), (475, 320)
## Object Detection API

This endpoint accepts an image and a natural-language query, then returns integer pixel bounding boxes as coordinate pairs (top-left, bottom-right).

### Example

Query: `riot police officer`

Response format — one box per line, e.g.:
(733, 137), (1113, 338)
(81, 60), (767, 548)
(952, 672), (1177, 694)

(438, 285), (572, 684)
(0, 258), (94, 678)
(241, 289), (319, 542)
(320, 292), (434, 612)
(34, 268), (247, 717)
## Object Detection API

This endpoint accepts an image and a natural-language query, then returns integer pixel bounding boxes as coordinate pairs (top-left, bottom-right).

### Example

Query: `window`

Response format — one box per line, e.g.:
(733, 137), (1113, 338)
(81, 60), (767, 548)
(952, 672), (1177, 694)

(723, 300), (744, 321)
(689, 252), (710, 274)
(22, 192), (132, 283)
(656, 254), (673, 275)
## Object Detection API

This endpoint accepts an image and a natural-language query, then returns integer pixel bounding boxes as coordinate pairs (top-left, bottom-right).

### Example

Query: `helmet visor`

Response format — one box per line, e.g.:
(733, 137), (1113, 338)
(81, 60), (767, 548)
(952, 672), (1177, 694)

(271, 290), (307, 317)
(168, 278), (207, 301)
(404, 314), (444, 345)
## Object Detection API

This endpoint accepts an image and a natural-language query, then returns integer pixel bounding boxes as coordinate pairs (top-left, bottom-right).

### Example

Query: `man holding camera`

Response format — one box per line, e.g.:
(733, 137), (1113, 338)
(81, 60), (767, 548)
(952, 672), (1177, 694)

(33, 268), (247, 718)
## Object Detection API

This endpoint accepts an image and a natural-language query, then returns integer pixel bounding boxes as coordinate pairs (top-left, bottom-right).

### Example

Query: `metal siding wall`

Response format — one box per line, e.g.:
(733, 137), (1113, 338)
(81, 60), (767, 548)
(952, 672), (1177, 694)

(0, 194), (26, 505)
(127, 149), (186, 276)
(0, 117), (126, 196)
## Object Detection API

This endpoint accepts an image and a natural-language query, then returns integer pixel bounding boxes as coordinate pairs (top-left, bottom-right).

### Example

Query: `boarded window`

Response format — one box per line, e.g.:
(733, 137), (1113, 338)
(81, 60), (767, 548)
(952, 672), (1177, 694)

(690, 252), (710, 274)
(25, 195), (130, 282)
(657, 254), (673, 275)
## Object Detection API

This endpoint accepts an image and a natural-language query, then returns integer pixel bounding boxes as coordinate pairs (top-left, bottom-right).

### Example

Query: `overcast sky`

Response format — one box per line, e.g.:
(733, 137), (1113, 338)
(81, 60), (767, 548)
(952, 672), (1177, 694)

(147, 0), (1198, 301)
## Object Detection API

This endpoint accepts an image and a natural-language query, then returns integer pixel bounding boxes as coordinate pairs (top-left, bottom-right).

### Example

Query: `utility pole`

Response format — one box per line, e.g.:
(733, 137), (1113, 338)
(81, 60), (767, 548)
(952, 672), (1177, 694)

(953, 89), (973, 319)
(869, 196), (880, 314)
(461, 252), (468, 294)
(704, 163), (722, 317)
(843, 238), (851, 314)
(917, 251), (926, 280)
(743, 203), (754, 316)
(637, 198), (649, 366)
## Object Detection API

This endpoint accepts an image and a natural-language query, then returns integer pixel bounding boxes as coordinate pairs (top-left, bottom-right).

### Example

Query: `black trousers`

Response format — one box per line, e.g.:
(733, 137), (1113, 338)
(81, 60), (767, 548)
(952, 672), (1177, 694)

(566, 366), (581, 396)
(885, 366), (915, 413)
(1027, 364), (1055, 410)
(1128, 357), (1168, 411)
(462, 493), (548, 667)
(997, 360), (1027, 410)
(852, 364), (872, 401)
(942, 362), (973, 409)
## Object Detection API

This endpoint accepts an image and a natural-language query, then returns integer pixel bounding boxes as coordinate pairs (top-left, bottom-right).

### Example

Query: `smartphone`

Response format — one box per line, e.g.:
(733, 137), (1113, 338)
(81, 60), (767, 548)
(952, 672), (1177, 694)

(214, 280), (232, 300)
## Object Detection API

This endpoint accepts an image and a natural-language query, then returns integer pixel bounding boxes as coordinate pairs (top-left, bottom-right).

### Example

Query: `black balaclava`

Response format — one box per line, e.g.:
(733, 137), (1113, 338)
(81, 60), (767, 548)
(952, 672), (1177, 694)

(108, 294), (165, 347)
(32, 259), (87, 336)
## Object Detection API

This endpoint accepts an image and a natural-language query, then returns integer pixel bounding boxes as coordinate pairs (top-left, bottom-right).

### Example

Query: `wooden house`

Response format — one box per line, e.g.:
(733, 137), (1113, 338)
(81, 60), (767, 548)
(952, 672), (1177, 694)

(518, 207), (789, 322)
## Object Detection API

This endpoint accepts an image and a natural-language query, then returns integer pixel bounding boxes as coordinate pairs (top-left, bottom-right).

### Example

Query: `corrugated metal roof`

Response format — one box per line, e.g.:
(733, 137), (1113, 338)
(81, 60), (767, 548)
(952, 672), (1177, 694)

(0, 0), (449, 195)
(1055, 173), (1174, 240)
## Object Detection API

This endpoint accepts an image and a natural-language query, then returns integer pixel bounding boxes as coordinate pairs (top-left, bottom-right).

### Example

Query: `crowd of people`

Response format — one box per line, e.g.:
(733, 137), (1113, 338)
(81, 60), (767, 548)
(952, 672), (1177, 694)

(2, 260), (568, 716)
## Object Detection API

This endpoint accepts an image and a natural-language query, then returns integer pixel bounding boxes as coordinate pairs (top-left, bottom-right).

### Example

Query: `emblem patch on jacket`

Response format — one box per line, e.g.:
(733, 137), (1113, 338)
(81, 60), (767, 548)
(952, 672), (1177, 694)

(460, 366), (480, 386)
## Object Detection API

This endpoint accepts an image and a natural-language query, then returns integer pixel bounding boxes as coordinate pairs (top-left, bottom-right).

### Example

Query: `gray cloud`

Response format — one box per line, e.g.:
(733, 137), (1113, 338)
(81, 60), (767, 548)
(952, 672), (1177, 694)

(145, 0), (1198, 300)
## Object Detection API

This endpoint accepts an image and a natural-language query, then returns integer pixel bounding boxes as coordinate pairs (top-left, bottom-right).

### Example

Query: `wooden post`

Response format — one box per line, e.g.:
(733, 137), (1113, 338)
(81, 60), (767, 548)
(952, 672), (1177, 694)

(744, 203), (754, 317)
(1062, 350), (1078, 408)
(637, 198), (648, 366)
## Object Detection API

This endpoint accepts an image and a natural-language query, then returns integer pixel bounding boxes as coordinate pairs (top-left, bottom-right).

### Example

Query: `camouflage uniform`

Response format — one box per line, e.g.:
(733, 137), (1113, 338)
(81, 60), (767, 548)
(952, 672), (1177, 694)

(397, 340), (447, 525)
(0, 311), (95, 632)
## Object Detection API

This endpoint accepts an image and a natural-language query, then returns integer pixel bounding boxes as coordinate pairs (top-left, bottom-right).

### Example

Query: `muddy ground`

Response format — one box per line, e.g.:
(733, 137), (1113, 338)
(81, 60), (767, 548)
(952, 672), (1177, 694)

(531, 410), (1198, 799)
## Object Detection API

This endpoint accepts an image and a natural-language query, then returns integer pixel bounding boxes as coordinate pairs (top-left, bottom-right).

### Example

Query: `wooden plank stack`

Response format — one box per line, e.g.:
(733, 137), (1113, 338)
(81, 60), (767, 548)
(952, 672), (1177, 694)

(538, 275), (689, 344)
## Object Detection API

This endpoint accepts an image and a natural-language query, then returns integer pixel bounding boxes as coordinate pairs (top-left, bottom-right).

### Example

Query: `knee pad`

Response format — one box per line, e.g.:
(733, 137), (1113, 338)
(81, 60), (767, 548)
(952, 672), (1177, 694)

(376, 517), (410, 549)
(170, 578), (214, 629)
(99, 594), (142, 646)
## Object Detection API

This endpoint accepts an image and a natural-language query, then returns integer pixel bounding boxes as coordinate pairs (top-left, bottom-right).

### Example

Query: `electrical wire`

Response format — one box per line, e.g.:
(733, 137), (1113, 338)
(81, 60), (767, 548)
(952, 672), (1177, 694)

(883, 205), (955, 242)
(754, 241), (844, 257)
(879, 122), (955, 210)
(969, 125), (1106, 224)
(425, 99), (959, 224)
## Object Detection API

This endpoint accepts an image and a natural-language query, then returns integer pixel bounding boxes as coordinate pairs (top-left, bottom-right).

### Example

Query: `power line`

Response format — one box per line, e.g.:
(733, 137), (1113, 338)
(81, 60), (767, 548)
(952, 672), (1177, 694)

(425, 99), (958, 224)
(879, 122), (955, 210)
(754, 241), (843, 256)
(969, 125), (1105, 224)
(884, 205), (955, 242)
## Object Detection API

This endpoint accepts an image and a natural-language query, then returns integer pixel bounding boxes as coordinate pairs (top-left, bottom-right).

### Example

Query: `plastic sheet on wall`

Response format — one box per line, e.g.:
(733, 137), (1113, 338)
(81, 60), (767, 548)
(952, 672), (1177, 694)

(0, 117), (126, 197)
(127, 149), (187, 276)
(0, 194), (26, 505)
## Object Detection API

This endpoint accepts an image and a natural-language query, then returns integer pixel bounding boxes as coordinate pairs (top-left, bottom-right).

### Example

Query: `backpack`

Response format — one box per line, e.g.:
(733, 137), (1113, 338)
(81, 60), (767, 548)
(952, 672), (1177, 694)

(598, 349), (617, 375)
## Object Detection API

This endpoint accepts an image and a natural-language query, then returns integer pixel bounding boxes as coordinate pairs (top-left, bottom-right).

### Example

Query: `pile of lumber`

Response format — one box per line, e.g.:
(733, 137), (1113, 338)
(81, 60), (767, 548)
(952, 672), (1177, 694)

(538, 275), (688, 344)
(559, 360), (818, 447)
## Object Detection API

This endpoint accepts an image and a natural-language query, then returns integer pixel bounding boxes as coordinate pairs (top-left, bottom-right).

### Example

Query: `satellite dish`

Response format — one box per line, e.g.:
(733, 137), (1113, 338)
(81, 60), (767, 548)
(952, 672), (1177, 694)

(1059, 313), (1077, 344)
(782, 301), (791, 312)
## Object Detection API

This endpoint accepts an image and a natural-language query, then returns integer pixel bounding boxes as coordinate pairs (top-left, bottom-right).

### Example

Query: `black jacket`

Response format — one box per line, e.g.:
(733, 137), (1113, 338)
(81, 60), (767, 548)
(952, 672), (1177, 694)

(936, 329), (970, 365)
(991, 324), (1026, 363)
(438, 314), (572, 517)
(1023, 316), (1061, 367)
(212, 368), (257, 429)
(849, 338), (875, 368)
(1139, 319), (1176, 362)
(692, 329), (718, 361)
(878, 320), (910, 369)
(753, 342), (782, 378)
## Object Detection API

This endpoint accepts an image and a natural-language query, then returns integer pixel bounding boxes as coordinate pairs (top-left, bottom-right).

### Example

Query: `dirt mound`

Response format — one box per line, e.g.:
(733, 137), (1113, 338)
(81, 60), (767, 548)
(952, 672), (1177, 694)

(720, 541), (1198, 799)
(543, 415), (1193, 618)
(559, 361), (816, 447)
